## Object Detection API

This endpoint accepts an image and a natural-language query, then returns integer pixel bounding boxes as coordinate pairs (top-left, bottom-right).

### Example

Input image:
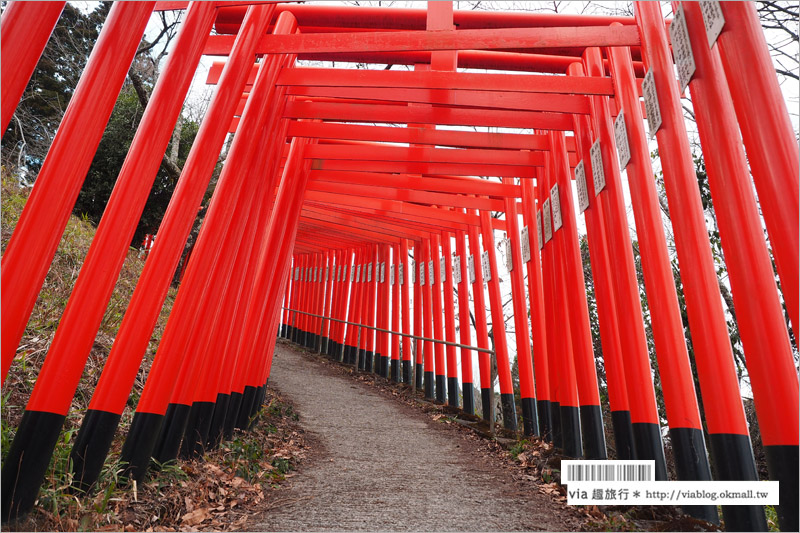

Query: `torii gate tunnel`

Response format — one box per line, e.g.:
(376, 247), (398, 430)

(1, 1), (797, 530)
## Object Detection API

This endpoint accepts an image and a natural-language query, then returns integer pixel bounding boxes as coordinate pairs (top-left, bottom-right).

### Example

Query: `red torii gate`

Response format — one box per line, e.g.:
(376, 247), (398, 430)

(1, 2), (797, 531)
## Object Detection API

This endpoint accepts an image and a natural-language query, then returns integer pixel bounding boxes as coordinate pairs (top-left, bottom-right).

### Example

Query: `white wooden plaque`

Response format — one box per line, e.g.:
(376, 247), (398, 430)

(700, 0), (724, 48)
(575, 160), (589, 213)
(614, 112), (631, 170)
(440, 256), (446, 283)
(390, 264), (395, 286)
(670, 5), (696, 95)
(642, 68), (662, 139)
(504, 238), (512, 272)
(453, 255), (462, 283)
(399, 263), (404, 286)
(550, 183), (563, 232)
(542, 198), (552, 243)
(367, 262), (372, 283)
(468, 254), (476, 283)
(419, 260), (425, 286)
(428, 259), (434, 286)
(521, 226), (531, 263)
(380, 262), (385, 283)
(481, 250), (491, 282)
(536, 210), (543, 250)
(590, 139), (606, 195)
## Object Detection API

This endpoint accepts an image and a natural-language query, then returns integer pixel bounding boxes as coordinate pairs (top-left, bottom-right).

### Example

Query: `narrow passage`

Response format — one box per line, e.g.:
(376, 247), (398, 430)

(252, 342), (585, 532)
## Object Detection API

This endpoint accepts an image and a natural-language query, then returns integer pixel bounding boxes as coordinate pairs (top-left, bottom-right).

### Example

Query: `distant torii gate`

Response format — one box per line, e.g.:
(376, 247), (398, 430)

(1, 2), (797, 531)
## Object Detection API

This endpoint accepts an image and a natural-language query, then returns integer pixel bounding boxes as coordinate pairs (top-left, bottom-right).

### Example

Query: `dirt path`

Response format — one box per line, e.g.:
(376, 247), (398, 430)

(251, 342), (585, 532)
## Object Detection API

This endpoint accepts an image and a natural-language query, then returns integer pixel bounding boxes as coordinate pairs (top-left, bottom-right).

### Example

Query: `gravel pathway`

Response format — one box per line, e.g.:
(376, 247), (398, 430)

(251, 342), (584, 532)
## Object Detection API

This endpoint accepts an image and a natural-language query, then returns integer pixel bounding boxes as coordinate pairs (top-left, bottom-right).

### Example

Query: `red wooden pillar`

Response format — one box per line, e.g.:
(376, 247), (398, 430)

(412, 243), (424, 389)
(1, 2), (156, 385)
(382, 244), (392, 378)
(716, 2), (799, 342)
(323, 250), (336, 353)
(519, 180), (553, 441)
(346, 249), (364, 366)
(549, 131), (606, 458)
(421, 238), (435, 399)
(635, 4), (766, 529)
(537, 175), (562, 448)
(5, 1), (216, 503)
(365, 245), (378, 373)
(1, 1), (65, 134)
(280, 259), (293, 339)
(430, 233), (447, 402)
(466, 223), (493, 421)
(391, 244), (402, 382)
(541, 154), (581, 458)
(479, 210), (517, 431)
(567, 64), (633, 459)
(454, 229), (475, 415)
(400, 239), (412, 383)
(677, 4), (798, 527)
(355, 251), (368, 368)
(502, 181), (538, 436)
(441, 231), (459, 407)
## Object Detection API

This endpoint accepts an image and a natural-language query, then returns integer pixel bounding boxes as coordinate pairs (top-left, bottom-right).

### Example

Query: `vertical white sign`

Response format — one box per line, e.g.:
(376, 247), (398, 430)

(367, 262), (372, 283)
(642, 68), (662, 139)
(356, 265), (361, 283)
(542, 198), (553, 243)
(440, 256), (446, 283)
(419, 260), (425, 286)
(614, 112), (631, 170)
(521, 226), (531, 263)
(428, 260), (434, 286)
(380, 262), (385, 283)
(670, 5), (696, 95)
(536, 210), (543, 250)
(468, 254), (476, 283)
(503, 238), (513, 272)
(294, 267), (299, 281)
(550, 183), (563, 232)
(399, 263), (404, 286)
(700, 0), (725, 48)
(590, 139), (606, 195)
(575, 160), (589, 213)
(453, 255), (462, 284)
(390, 264), (395, 285)
(481, 250), (491, 282)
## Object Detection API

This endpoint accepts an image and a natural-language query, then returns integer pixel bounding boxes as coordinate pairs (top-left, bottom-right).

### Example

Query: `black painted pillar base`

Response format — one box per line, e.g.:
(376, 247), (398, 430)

(424, 370), (435, 399)
(280, 324), (286, 338)
(224, 391), (243, 441)
(447, 376), (459, 408)
(120, 411), (164, 483)
(179, 401), (215, 459)
(321, 336), (329, 354)
(610, 410), (635, 460)
(207, 393), (230, 450)
(560, 405), (582, 458)
(669, 427), (717, 524)
(551, 401), (562, 448)
(520, 397), (538, 437)
(631, 422), (667, 481)
(248, 386), (266, 429)
(290, 325), (298, 343)
(153, 402), (191, 465)
(70, 409), (122, 493)
(435, 374), (446, 403)
(580, 405), (607, 459)
(402, 360), (412, 384)
(1, 410), (67, 522)
(708, 433), (768, 532)
(415, 363), (423, 390)
(537, 400), (553, 443)
(500, 392), (517, 432)
(358, 349), (367, 371)
(236, 385), (258, 429)
(481, 388), (492, 422)
(391, 359), (400, 382)
(462, 383), (475, 415)
(765, 444), (799, 533)
(381, 355), (390, 379)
